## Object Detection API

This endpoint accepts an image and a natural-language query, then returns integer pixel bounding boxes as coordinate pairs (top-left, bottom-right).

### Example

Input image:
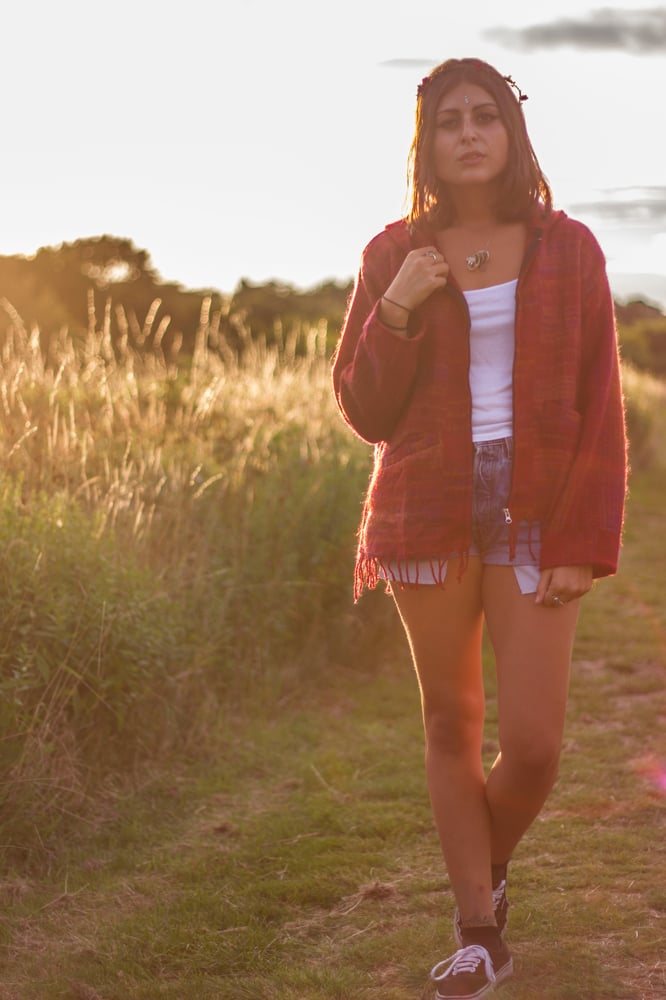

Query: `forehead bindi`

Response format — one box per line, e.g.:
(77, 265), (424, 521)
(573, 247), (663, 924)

(437, 84), (496, 115)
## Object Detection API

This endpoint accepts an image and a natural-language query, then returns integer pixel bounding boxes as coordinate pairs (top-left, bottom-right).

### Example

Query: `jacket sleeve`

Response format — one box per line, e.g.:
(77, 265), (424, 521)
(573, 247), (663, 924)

(331, 236), (426, 444)
(540, 232), (628, 577)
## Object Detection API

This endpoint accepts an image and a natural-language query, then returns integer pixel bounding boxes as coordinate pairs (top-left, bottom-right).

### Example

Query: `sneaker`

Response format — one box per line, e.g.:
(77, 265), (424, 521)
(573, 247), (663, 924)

(453, 880), (509, 949)
(430, 942), (513, 999)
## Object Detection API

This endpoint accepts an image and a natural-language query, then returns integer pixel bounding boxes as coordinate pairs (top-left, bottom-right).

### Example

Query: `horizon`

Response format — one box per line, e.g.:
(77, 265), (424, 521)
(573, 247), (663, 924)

(3, 230), (665, 314)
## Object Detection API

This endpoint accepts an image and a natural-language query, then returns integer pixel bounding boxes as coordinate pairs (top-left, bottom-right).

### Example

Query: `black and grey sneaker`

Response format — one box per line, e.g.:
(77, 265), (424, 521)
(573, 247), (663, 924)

(430, 942), (513, 999)
(453, 880), (509, 949)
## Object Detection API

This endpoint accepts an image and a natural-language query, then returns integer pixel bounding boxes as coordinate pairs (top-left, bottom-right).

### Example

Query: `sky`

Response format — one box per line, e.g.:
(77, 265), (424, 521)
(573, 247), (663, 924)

(2, 0), (665, 307)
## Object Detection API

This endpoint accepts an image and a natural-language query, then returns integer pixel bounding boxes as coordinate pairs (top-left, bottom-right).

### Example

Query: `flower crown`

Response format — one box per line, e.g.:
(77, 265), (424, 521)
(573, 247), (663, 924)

(417, 66), (528, 104)
(503, 75), (529, 103)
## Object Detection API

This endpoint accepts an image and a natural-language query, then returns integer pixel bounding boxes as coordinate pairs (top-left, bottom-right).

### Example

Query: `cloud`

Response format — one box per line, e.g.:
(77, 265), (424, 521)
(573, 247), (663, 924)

(569, 187), (666, 223)
(485, 7), (666, 53)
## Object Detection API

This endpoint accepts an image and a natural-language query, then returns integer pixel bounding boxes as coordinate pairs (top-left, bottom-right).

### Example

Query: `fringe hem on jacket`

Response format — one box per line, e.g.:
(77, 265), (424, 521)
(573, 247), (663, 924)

(354, 550), (471, 603)
(353, 518), (540, 603)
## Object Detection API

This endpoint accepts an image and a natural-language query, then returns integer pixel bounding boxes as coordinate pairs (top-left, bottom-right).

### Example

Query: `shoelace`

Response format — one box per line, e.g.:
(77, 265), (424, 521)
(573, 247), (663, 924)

(431, 944), (496, 984)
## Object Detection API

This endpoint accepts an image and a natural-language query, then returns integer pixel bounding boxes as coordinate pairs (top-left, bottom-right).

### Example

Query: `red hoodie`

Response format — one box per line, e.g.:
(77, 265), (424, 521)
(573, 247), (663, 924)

(332, 209), (627, 601)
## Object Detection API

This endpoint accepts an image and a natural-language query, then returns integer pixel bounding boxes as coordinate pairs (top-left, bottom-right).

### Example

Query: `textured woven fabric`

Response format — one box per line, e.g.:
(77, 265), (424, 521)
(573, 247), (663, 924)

(331, 208), (627, 601)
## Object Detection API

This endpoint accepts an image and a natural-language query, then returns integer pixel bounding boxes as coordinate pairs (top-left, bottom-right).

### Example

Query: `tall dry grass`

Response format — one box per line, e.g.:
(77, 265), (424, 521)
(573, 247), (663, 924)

(621, 361), (666, 471)
(0, 296), (374, 863)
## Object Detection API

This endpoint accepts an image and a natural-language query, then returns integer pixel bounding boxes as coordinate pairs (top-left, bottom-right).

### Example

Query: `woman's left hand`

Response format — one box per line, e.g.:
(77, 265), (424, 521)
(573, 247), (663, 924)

(535, 565), (594, 607)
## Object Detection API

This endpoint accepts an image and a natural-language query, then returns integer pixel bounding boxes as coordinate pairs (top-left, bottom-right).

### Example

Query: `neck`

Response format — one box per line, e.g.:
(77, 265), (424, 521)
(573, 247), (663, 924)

(447, 185), (500, 229)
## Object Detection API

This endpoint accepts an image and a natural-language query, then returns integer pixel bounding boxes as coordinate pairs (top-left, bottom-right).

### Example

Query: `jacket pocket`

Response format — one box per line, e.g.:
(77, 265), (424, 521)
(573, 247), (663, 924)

(364, 433), (449, 552)
(379, 432), (440, 469)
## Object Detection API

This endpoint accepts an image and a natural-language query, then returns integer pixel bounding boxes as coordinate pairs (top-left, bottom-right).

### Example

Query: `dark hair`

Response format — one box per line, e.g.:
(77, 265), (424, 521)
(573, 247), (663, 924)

(406, 57), (552, 228)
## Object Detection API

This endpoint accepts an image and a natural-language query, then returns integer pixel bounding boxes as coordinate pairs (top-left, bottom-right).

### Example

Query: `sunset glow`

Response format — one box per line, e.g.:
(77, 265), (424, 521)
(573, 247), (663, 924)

(1, 0), (664, 305)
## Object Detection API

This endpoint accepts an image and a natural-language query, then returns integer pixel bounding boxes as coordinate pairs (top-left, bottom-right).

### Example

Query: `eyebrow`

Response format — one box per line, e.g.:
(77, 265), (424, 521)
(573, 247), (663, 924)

(436, 102), (498, 117)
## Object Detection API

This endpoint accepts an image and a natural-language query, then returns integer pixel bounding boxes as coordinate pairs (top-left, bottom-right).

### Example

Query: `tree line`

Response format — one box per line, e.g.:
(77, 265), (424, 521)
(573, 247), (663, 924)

(0, 235), (664, 374)
(0, 236), (352, 361)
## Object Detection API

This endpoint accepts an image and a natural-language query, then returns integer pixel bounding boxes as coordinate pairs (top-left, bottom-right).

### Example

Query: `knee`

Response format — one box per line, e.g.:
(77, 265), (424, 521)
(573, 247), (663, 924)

(422, 696), (484, 756)
(500, 731), (562, 782)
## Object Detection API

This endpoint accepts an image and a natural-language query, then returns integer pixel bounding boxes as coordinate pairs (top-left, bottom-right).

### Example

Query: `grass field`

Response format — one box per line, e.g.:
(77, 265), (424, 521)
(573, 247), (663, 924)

(0, 308), (664, 999)
(1, 465), (664, 999)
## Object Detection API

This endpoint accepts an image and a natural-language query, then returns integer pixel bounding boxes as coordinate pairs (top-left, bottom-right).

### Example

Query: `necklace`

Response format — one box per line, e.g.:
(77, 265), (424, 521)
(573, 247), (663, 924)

(440, 225), (494, 271)
(466, 248), (490, 271)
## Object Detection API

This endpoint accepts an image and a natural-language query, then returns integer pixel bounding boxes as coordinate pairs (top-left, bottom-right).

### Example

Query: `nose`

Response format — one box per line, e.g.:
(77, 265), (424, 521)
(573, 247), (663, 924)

(460, 114), (478, 142)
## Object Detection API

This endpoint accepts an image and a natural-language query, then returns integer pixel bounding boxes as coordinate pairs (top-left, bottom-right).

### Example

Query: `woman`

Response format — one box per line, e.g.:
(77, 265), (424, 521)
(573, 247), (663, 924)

(331, 58), (626, 998)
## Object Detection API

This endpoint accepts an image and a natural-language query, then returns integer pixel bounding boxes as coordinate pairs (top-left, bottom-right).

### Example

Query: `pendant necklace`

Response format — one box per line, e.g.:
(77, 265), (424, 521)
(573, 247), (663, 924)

(466, 248), (490, 271)
(463, 227), (493, 271)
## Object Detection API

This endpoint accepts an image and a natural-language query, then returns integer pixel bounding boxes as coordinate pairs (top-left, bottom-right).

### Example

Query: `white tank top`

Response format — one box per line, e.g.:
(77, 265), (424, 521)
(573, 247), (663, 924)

(463, 279), (518, 442)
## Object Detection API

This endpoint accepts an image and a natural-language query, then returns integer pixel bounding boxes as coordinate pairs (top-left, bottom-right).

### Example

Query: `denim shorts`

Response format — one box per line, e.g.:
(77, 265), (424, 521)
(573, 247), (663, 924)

(382, 436), (541, 594)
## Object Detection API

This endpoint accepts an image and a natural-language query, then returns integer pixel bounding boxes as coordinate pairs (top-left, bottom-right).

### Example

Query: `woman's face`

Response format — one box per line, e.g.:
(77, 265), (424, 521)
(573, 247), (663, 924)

(433, 81), (510, 190)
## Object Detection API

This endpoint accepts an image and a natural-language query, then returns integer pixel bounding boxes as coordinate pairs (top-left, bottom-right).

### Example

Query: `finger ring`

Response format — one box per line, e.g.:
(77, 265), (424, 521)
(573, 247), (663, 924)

(551, 595), (564, 606)
(424, 251), (438, 261)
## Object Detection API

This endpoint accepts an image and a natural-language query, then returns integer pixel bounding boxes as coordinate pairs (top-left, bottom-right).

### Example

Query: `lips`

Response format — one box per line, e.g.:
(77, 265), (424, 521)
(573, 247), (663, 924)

(459, 152), (485, 164)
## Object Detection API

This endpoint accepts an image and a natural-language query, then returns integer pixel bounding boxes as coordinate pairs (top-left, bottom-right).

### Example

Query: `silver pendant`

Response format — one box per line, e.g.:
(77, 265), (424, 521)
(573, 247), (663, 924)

(466, 249), (490, 271)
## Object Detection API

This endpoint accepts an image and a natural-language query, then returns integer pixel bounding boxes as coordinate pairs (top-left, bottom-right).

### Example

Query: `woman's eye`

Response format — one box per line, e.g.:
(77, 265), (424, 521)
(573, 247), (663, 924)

(437, 119), (458, 130)
(477, 113), (497, 124)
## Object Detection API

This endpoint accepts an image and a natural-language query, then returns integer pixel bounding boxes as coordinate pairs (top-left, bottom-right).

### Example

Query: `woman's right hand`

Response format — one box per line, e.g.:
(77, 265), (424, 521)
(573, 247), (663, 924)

(381, 247), (450, 327)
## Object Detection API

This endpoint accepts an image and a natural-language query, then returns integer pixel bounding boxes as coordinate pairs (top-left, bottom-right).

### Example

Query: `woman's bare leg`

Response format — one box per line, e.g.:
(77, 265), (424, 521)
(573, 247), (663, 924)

(482, 565), (579, 865)
(392, 557), (497, 925)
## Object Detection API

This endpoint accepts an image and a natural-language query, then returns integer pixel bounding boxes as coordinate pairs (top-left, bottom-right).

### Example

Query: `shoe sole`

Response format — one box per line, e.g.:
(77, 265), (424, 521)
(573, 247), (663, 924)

(434, 957), (513, 999)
